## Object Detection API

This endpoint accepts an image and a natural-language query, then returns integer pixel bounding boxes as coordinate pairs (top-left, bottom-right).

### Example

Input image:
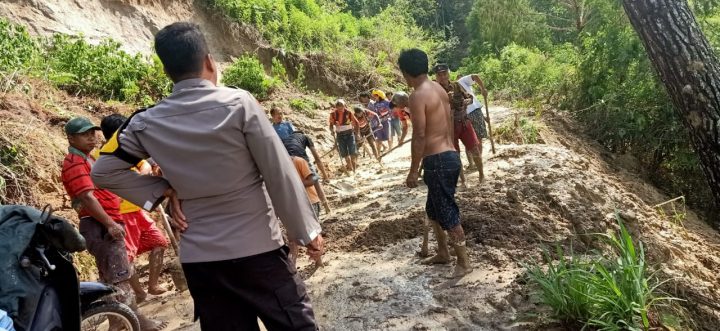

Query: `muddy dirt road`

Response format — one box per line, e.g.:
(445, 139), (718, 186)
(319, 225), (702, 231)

(135, 106), (720, 330)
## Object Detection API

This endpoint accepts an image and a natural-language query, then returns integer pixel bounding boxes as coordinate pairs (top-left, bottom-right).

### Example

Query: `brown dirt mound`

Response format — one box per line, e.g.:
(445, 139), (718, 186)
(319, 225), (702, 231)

(350, 211), (426, 251)
(321, 218), (359, 248)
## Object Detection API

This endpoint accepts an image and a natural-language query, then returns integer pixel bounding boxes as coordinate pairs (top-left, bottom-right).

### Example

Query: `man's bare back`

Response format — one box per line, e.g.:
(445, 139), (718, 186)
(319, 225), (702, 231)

(410, 79), (455, 157)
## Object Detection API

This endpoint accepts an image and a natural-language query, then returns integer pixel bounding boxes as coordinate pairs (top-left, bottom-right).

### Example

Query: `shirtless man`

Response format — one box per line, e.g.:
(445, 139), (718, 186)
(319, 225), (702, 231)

(398, 49), (472, 278)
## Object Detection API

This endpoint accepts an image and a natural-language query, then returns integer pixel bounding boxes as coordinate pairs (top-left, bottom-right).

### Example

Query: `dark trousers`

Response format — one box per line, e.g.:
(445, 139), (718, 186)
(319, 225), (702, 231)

(182, 246), (317, 331)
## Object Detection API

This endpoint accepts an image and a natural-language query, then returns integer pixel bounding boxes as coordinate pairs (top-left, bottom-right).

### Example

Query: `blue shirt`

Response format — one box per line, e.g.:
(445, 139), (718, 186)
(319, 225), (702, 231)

(0, 309), (14, 331)
(372, 100), (391, 123)
(273, 121), (296, 140)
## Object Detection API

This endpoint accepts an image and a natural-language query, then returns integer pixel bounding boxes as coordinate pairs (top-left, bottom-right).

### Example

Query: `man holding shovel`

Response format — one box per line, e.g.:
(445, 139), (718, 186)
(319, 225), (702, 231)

(433, 63), (492, 183)
(329, 99), (360, 174)
(457, 73), (494, 159)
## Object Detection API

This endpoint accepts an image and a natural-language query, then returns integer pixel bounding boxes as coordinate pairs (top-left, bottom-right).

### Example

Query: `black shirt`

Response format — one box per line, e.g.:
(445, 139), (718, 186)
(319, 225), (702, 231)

(281, 132), (314, 163)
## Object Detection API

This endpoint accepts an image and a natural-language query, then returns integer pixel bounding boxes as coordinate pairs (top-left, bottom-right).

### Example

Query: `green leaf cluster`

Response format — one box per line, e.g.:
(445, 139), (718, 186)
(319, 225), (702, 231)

(0, 19), (170, 106)
(221, 55), (279, 100)
(526, 216), (680, 330)
(205, 0), (435, 85)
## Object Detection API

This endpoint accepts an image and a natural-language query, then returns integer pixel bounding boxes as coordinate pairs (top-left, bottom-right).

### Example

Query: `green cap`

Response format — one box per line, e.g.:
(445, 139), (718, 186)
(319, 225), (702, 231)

(65, 117), (100, 135)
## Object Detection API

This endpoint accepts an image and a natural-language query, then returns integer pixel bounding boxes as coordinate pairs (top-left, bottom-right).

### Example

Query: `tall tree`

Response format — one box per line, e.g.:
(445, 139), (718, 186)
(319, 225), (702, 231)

(622, 0), (720, 215)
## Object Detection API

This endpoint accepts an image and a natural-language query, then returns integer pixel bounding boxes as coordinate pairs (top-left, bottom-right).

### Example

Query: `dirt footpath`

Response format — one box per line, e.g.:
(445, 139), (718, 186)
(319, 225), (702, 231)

(137, 106), (720, 330)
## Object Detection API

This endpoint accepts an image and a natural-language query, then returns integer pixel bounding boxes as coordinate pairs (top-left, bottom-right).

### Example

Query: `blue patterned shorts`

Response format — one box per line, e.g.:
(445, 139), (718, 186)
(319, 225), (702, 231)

(422, 151), (461, 230)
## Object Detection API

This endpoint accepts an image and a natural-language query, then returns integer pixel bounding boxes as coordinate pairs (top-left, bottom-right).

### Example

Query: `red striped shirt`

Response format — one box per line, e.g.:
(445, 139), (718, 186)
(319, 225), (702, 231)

(61, 151), (121, 221)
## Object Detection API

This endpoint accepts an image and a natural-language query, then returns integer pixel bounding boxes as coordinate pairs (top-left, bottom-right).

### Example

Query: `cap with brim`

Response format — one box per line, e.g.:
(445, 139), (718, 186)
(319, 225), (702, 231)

(432, 63), (449, 73)
(371, 89), (387, 100)
(65, 117), (100, 135)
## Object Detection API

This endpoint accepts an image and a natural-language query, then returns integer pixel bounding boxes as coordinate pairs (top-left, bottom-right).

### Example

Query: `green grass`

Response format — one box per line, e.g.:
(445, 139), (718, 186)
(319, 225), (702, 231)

(493, 115), (543, 144)
(525, 215), (681, 330)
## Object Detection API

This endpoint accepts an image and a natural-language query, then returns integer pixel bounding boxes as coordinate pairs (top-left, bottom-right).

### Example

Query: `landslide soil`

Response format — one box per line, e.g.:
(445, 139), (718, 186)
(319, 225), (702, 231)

(130, 106), (720, 331)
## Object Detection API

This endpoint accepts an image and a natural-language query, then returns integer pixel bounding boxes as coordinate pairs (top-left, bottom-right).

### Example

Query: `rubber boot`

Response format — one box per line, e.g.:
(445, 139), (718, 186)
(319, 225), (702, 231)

(451, 243), (473, 278)
(421, 222), (451, 265)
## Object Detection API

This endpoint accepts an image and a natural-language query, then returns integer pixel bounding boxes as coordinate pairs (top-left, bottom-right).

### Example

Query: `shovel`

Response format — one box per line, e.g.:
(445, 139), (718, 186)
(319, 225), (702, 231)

(483, 94), (496, 154)
(157, 205), (188, 292)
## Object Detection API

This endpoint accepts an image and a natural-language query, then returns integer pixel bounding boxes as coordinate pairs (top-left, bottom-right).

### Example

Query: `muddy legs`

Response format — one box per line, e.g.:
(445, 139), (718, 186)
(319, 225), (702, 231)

(420, 221), (473, 277)
(472, 154), (484, 183)
(420, 219), (430, 257)
(147, 248), (167, 295)
(115, 281), (168, 330)
(448, 225), (472, 278)
(421, 221), (451, 265)
(129, 271), (146, 303)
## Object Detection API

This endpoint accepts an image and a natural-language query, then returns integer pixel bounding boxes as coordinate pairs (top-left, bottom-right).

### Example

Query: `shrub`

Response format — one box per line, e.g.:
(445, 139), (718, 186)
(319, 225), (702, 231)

(271, 57), (288, 82)
(0, 20), (41, 71)
(459, 43), (578, 105)
(221, 55), (278, 99)
(205, 0), (436, 85)
(493, 114), (543, 145)
(0, 19), (171, 106)
(526, 216), (679, 329)
(289, 97), (318, 118)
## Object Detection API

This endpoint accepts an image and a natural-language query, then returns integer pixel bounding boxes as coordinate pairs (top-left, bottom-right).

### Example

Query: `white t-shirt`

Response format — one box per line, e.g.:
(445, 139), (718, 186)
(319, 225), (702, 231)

(457, 75), (484, 114)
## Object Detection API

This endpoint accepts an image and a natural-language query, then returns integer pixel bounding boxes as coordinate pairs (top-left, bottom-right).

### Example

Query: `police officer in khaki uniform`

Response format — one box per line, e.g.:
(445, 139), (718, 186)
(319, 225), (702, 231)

(92, 22), (323, 331)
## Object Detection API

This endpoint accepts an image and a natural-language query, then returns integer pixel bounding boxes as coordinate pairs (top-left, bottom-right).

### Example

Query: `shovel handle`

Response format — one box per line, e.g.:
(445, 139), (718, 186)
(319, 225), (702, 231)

(483, 95), (496, 154)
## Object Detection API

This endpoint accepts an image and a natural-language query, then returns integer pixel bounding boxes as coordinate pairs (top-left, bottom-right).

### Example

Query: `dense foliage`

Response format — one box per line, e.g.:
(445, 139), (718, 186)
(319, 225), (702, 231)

(459, 0), (720, 211)
(204, 0), (435, 86)
(221, 55), (279, 100)
(0, 19), (170, 106)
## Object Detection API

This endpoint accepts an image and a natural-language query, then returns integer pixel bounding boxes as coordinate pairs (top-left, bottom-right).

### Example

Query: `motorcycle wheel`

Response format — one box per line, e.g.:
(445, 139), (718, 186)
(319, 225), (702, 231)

(81, 302), (140, 331)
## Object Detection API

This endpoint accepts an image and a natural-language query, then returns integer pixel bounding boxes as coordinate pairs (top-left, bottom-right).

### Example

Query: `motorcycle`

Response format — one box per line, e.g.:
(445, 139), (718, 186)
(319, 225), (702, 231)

(0, 205), (139, 331)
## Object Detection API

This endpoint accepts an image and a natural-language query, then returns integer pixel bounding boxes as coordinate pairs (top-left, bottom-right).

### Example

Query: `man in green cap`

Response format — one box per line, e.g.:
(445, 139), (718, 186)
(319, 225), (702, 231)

(61, 116), (166, 331)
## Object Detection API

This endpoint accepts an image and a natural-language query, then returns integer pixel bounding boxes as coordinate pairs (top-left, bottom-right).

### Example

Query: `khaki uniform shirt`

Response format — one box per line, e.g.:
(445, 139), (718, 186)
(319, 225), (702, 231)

(91, 79), (321, 263)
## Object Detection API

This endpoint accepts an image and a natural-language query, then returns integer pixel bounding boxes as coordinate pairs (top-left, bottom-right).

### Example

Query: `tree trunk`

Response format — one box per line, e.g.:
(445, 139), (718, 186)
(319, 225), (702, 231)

(622, 0), (720, 217)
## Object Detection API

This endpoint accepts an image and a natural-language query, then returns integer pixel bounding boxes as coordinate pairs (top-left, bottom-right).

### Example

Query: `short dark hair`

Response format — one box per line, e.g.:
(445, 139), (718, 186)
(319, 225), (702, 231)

(358, 92), (370, 99)
(398, 48), (429, 78)
(100, 114), (128, 140)
(154, 22), (209, 82)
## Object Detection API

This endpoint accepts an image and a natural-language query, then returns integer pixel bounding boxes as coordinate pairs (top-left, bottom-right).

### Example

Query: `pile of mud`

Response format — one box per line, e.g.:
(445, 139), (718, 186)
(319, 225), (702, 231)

(306, 107), (720, 330)
(322, 210), (427, 252)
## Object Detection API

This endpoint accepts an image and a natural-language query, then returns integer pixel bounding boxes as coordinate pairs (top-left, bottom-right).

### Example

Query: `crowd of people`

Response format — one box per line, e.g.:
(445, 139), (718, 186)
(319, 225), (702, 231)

(55, 21), (492, 331)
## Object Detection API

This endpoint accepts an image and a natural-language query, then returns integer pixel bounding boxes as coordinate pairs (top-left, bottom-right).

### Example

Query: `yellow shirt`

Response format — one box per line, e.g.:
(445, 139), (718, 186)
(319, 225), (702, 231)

(91, 149), (145, 214)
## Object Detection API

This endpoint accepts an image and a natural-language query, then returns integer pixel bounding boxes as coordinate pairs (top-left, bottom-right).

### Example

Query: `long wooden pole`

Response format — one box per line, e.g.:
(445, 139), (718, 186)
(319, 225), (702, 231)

(157, 205), (188, 292)
(483, 95), (496, 154)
